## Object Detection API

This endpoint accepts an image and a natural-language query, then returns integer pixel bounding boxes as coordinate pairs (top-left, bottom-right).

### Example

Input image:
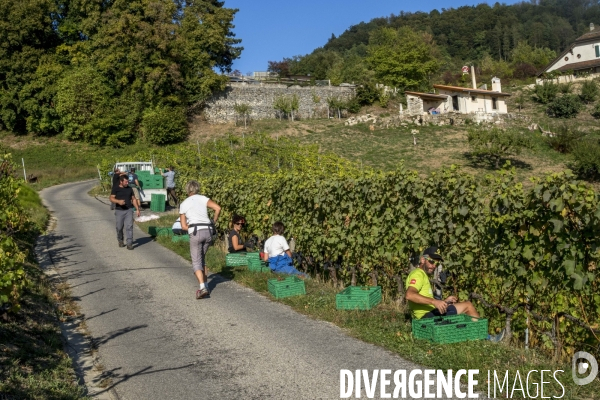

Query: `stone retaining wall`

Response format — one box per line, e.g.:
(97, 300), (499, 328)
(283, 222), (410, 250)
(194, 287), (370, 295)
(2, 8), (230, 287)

(202, 83), (355, 123)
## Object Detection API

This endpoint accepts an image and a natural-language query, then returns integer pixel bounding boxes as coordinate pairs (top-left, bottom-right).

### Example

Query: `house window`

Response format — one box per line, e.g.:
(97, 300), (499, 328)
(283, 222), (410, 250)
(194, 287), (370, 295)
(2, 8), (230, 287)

(492, 97), (498, 110)
(564, 56), (569, 61)
(596, 45), (600, 58)
(471, 96), (476, 102)
(578, 54), (582, 59)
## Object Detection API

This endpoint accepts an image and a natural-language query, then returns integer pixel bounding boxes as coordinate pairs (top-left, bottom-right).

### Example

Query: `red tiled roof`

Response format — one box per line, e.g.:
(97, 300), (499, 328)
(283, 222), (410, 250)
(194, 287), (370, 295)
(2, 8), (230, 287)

(556, 59), (600, 72)
(433, 84), (511, 97)
(405, 91), (448, 100)
(575, 30), (600, 43)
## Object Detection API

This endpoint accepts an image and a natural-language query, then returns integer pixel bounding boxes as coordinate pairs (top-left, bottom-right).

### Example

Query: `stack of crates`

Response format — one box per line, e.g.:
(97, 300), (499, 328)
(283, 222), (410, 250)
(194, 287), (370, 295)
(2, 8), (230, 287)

(142, 174), (164, 189)
(150, 193), (166, 212)
(225, 253), (247, 267)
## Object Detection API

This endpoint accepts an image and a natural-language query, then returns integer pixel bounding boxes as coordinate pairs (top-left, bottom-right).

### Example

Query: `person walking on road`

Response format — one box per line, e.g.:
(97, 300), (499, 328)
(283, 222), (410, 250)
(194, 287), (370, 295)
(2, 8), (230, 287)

(110, 168), (126, 210)
(179, 180), (221, 299)
(110, 175), (141, 250)
(162, 166), (177, 205)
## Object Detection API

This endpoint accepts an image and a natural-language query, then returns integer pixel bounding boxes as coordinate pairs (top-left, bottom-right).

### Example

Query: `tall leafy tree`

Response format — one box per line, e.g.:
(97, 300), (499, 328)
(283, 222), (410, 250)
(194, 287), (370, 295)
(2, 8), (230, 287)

(0, 0), (60, 133)
(366, 27), (438, 90)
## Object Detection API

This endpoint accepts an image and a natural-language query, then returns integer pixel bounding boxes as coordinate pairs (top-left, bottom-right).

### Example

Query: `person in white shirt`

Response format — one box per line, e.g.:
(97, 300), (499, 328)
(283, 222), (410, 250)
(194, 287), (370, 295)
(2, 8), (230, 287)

(262, 221), (306, 277)
(179, 180), (221, 299)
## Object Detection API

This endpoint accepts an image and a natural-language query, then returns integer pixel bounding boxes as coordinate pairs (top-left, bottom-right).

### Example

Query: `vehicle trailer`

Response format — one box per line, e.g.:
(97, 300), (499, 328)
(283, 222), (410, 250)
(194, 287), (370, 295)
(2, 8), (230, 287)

(110, 161), (167, 205)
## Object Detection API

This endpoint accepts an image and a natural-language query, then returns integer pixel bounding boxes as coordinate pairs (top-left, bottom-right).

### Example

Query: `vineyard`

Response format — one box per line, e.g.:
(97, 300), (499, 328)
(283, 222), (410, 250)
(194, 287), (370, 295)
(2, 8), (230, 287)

(0, 151), (37, 313)
(101, 133), (600, 360)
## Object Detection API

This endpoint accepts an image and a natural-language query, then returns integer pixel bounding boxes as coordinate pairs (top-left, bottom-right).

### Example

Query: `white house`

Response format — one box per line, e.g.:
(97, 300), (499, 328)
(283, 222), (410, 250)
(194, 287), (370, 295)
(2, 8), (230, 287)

(405, 74), (510, 116)
(539, 23), (600, 82)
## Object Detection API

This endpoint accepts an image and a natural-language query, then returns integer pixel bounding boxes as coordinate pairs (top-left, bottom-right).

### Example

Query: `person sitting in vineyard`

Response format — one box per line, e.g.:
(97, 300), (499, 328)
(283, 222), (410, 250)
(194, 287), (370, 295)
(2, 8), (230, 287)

(228, 214), (246, 253)
(262, 221), (307, 278)
(405, 247), (504, 341)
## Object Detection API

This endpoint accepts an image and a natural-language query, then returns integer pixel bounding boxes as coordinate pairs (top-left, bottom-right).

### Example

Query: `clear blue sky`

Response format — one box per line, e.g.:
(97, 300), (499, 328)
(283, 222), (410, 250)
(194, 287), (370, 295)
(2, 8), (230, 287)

(223, 0), (524, 74)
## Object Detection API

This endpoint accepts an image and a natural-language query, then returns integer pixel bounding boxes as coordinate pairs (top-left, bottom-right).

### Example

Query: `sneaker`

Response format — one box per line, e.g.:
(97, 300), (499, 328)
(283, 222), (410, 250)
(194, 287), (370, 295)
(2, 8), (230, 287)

(487, 329), (505, 343)
(118, 241), (125, 248)
(127, 244), (134, 250)
(195, 288), (209, 299)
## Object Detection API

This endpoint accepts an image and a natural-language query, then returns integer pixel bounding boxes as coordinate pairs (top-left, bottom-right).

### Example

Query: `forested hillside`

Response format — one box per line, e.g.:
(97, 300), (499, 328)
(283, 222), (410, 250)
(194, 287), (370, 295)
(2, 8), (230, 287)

(278, 0), (600, 90)
(0, 0), (242, 145)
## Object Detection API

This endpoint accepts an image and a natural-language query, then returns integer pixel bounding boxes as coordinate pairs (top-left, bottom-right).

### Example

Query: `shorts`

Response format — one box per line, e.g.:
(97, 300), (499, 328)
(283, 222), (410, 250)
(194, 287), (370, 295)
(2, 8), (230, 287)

(131, 187), (141, 201)
(421, 304), (458, 319)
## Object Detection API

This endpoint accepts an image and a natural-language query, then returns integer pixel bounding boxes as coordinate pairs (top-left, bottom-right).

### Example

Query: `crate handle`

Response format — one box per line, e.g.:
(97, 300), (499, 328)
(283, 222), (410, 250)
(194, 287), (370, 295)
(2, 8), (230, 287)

(421, 324), (428, 329)
(456, 324), (467, 329)
(433, 317), (443, 322)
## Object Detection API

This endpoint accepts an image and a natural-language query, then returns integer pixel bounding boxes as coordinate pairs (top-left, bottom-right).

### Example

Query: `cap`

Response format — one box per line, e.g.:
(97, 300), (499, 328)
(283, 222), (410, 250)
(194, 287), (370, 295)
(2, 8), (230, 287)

(422, 246), (443, 261)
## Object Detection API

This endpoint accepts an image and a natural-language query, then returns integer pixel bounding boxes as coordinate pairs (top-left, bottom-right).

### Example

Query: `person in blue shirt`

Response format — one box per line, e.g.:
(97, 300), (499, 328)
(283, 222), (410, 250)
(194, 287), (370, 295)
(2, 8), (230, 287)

(162, 166), (177, 204)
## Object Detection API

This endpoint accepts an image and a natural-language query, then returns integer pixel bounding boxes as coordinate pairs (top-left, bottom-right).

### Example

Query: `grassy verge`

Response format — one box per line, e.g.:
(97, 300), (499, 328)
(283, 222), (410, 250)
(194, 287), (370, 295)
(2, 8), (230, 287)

(1, 132), (154, 190)
(137, 215), (599, 399)
(0, 184), (88, 399)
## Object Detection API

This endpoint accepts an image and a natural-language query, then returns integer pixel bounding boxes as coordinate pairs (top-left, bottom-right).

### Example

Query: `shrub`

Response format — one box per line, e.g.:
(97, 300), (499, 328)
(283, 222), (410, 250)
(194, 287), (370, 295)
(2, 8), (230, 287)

(140, 105), (188, 144)
(579, 80), (599, 104)
(467, 126), (532, 168)
(513, 63), (537, 79)
(558, 82), (572, 94)
(345, 97), (361, 114)
(547, 95), (582, 118)
(569, 139), (600, 181)
(545, 124), (586, 153)
(355, 82), (379, 106)
(591, 103), (600, 119)
(532, 81), (559, 104)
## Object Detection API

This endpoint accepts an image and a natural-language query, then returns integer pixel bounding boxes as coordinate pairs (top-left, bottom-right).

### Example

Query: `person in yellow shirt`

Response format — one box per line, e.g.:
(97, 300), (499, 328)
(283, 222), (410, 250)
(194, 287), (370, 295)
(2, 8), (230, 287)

(405, 247), (478, 319)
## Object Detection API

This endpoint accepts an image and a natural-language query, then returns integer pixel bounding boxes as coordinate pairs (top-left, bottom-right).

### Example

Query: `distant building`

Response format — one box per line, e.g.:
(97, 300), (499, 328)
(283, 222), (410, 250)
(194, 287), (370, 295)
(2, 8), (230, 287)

(405, 72), (510, 116)
(253, 71), (277, 80)
(539, 23), (600, 82)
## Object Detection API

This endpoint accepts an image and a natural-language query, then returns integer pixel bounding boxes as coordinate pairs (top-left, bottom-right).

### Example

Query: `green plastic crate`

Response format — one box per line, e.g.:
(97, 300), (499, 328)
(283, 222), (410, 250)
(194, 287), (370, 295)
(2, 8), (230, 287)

(246, 252), (261, 261)
(268, 276), (306, 299)
(412, 314), (488, 344)
(150, 194), (166, 212)
(248, 258), (270, 273)
(226, 253), (247, 267)
(171, 234), (190, 243)
(336, 286), (382, 310)
(148, 226), (172, 236)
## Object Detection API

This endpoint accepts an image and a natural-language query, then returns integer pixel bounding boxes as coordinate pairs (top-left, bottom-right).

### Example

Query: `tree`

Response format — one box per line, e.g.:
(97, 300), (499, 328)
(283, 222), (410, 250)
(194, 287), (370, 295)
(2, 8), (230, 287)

(366, 27), (438, 90)
(0, 0), (60, 133)
(267, 60), (290, 78)
(467, 127), (532, 169)
(511, 42), (556, 69)
(234, 103), (251, 128)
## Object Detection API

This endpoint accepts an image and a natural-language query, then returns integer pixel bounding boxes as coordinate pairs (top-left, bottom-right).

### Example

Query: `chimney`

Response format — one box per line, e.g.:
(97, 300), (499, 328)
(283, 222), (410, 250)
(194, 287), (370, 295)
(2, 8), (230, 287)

(471, 65), (477, 89)
(492, 77), (501, 92)
(591, 23), (595, 32)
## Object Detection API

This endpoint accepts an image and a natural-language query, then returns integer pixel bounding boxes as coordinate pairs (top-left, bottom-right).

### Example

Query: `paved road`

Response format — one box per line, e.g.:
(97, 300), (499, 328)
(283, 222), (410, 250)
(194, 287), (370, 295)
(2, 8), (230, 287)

(41, 180), (426, 400)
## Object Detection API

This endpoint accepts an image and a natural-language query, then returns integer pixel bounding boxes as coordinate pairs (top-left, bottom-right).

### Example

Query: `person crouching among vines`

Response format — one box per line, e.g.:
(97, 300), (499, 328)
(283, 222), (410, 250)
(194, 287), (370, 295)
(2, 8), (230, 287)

(262, 222), (307, 278)
(228, 214), (246, 253)
(406, 247), (478, 319)
(405, 247), (504, 341)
